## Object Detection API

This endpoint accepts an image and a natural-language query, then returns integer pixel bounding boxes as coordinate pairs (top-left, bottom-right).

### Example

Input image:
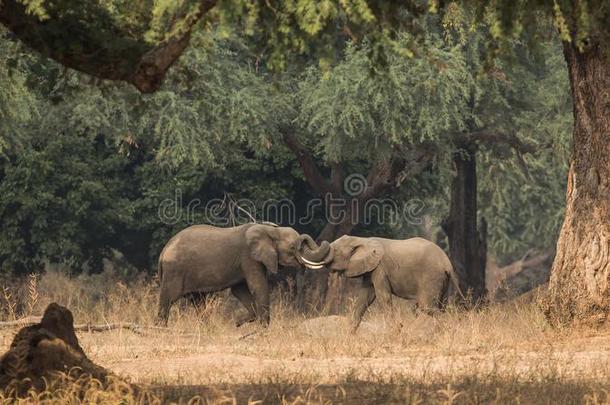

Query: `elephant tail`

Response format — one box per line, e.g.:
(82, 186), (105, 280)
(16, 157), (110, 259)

(447, 270), (466, 303)
(157, 252), (164, 286)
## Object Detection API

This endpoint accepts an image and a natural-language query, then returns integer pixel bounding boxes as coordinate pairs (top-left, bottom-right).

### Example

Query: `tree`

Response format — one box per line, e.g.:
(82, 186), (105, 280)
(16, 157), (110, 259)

(0, 31), (301, 275)
(0, 0), (216, 92)
(289, 35), (478, 311)
(435, 21), (550, 301)
(463, 1), (610, 325)
(478, 43), (572, 262)
(3, 0), (605, 324)
(0, 0), (389, 91)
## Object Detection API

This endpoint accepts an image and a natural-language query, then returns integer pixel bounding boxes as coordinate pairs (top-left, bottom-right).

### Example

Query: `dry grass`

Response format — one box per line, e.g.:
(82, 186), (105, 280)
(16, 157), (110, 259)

(2, 269), (610, 403)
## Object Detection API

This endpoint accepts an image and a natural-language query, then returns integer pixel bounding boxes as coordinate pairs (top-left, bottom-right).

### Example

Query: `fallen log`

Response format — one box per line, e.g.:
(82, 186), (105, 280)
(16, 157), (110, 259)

(0, 316), (42, 327)
(0, 317), (185, 335)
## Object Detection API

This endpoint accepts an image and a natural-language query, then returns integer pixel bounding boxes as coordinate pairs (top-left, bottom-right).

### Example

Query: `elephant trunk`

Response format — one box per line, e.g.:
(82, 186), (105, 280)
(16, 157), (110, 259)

(297, 234), (331, 269)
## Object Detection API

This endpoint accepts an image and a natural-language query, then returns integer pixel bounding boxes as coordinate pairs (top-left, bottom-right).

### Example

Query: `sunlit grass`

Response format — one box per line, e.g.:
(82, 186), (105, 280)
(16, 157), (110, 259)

(1, 269), (609, 403)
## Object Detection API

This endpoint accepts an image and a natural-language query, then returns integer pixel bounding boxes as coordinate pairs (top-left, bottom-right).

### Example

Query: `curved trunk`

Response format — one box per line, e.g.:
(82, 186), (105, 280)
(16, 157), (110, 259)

(542, 38), (610, 326)
(297, 234), (330, 263)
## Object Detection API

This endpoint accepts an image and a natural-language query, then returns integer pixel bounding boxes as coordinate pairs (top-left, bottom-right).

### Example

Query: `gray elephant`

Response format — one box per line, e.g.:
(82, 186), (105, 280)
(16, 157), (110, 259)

(304, 236), (463, 329)
(157, 223), (329, 326)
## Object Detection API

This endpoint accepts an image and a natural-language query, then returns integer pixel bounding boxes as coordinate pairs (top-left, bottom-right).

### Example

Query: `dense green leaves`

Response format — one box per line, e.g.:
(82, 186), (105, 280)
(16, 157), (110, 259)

(298, 35), (469, 162)
(0, 34), (36, 155)
(0, 12), (573, 273)
(479, 44), (571, 259)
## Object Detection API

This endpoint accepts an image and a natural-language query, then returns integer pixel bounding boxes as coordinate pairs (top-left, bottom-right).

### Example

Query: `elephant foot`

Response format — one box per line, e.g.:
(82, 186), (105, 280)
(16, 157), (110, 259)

(155, 313), (169, 327)
(235, 314), (257, 327)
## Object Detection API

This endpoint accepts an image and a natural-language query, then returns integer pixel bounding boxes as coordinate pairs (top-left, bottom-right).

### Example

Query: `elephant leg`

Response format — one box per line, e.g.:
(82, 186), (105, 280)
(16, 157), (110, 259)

(189, 292), (207, 307)
(415, 273), (446, 316)
(351, 274), (376, 331)
(371, 269), (393, 309)
(243, 264), (271, 326)
(231, 283), (257, 327)
(157, 288), (174, 326)
(295, 268), (306, 313)
(415, 289), (442, 316)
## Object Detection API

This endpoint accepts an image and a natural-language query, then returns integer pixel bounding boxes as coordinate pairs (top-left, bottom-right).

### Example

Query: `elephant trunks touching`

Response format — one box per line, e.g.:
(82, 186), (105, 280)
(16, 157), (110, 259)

(297, 234), (331, 269)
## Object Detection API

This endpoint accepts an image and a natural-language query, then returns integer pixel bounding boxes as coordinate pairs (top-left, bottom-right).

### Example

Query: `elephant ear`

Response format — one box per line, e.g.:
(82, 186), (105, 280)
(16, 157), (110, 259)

(245, 225), (278, 274)
(345, 240), (383, 278)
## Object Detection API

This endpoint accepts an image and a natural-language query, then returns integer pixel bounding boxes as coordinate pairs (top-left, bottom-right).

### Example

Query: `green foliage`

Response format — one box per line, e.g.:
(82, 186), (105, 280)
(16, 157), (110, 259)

(0, 31), (300, 274)
(478, 42), (572, 260)
(15, 0), (49, 20)
(143, 33), (288, 166)
(460, 0), (610, 52)
(4, 0), (609, 96)
(295, 16), (572, 263)
(0, 33), (37, 155)
(0, 131), (134, 273)
(298, 33), (469, 163)
(0, 11), (574, 273)
(216, 0), (381, 71)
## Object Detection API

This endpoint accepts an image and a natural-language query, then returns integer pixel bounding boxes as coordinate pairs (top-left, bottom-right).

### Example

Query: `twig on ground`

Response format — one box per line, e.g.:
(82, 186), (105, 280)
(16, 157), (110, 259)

(238, 331), (259, 340)
(0, 317), (200, 337)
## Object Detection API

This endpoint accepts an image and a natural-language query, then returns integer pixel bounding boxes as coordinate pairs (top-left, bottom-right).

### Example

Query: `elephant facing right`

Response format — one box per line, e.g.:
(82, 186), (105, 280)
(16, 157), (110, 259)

(303, 236), (464, 330)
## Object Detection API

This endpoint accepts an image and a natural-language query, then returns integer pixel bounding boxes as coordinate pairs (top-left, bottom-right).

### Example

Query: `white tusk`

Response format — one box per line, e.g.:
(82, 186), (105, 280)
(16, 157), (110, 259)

(305, 263), (324, 270)
(300, 256), (325, 266)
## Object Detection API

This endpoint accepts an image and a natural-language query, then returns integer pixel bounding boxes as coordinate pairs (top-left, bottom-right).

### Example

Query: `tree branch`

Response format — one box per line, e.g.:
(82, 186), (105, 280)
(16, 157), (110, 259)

(360, 144), (435, 202)
(394, 145), (436, 186)
(464, 130), (536, 154)
(0, 316), (205, 337)
(330, 162), (344, 193)
(487, 249), (554, 297)
(282, 130), (332, 195)
(362, 159), (393, 201)
(0, 0), (216, 93)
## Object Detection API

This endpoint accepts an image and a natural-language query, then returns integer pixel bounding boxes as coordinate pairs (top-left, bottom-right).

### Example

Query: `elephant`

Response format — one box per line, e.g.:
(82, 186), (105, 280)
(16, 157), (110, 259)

(156, 223), (329, 326)
(303, 235), (463, 329)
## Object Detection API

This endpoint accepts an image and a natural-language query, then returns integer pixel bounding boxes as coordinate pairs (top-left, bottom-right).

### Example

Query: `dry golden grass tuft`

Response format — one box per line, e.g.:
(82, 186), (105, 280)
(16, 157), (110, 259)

(1, 269), (610, 403)
(0, 372), (159, 404)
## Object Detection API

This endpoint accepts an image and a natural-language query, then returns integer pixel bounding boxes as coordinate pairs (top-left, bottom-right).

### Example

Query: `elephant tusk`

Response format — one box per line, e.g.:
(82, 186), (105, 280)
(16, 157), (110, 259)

(299, 256), (325, 266)
(304, 263), (324, 270)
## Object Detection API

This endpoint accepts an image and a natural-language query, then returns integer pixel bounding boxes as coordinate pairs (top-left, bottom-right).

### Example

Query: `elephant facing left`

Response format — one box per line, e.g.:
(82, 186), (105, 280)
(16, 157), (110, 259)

(156, 223), (329, 326)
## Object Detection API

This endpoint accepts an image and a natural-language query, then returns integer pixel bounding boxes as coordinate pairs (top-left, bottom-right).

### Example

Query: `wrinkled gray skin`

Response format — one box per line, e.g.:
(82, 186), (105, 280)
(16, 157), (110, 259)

(157, 223), (329, 326)
(311, 236), (461, 330)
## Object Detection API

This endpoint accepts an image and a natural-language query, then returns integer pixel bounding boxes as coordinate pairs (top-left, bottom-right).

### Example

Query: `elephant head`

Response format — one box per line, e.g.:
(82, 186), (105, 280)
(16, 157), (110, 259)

(245, 224), (330, 272)
(322, 235), (383, 277)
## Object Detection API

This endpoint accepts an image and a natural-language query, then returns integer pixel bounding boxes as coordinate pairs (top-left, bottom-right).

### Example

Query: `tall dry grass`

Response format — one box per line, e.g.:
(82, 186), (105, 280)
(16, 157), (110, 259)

(1, 268), (609, 403)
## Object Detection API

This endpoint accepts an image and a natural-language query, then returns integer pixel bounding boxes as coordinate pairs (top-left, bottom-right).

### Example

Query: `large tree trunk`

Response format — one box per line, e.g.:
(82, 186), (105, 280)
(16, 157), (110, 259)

(443, 141), (487, 302)
(542, 39), (610, 326)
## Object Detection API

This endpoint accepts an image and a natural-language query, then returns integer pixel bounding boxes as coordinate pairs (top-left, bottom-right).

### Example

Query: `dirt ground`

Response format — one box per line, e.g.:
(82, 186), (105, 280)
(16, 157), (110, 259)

(3, 313), (610, 403)
(2, 271), (610, 403)
(19, 315), (607, 386)
(108, 346), (610, 384)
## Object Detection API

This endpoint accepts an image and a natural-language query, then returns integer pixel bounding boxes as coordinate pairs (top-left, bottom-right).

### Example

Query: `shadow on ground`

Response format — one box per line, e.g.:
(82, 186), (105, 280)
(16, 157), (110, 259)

(156, 379), (610, 404)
